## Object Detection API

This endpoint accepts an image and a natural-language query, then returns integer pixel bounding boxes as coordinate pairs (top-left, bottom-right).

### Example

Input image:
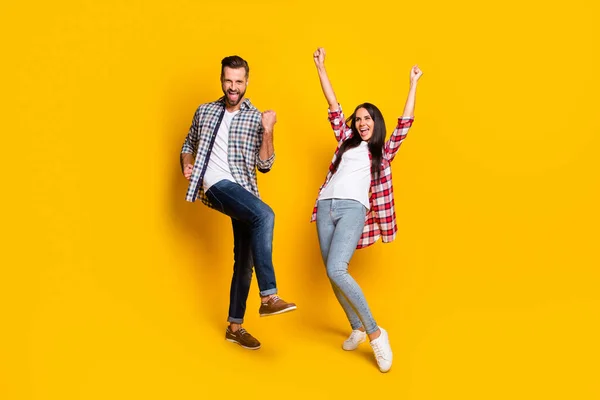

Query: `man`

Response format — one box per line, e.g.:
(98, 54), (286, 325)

(180, 55), (297, 350)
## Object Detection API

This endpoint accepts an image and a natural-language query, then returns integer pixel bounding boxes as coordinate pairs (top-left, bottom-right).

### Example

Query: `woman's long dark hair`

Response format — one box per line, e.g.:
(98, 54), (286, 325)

(332, 103), (386, 181)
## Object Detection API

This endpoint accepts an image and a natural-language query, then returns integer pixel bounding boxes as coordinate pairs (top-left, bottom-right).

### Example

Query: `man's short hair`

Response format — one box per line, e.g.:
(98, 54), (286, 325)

(221, 55), (249, 79)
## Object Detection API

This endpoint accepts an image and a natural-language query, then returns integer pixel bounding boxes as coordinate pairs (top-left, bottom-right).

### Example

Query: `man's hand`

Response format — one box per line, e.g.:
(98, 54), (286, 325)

(261, 110), (277, 135)
(410, 65), (423, 86)
(313, 47), (326, 69)
(183, 163), (193, 180)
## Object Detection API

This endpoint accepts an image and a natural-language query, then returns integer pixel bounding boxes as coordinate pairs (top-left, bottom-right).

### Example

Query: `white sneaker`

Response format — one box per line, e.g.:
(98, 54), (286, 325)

(370, 327), (393, 372)
(342, 329), (367, 351)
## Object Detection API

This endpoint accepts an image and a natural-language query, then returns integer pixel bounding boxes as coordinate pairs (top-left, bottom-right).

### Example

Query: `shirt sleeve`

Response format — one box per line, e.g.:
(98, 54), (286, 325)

(256, 123), (275, 172)
(328, 105), (353, 143)
(383, 117), (414, 162)
(256, 151), (275, 172)
(181, 107), (200, 156)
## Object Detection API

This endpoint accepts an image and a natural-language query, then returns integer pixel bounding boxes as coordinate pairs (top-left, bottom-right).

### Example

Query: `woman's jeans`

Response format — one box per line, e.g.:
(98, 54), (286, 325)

(316, 199), (378, 334)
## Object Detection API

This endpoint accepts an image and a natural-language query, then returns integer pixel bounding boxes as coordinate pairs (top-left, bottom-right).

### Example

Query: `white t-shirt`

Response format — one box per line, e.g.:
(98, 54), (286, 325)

(318, 141), (371, 210)
(203, 110), (239, 191)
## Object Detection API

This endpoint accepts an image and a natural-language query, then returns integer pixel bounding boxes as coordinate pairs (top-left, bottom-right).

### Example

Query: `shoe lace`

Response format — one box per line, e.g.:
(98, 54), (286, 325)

(269, 295), (281, 303)
(371, 341), (384, 358)
(237, 328), (248, 336)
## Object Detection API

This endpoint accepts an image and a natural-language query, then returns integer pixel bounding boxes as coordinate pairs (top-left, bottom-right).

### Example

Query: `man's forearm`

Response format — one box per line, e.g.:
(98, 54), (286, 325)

(259, 132), (274, 161)
(180, 152), (195, 171)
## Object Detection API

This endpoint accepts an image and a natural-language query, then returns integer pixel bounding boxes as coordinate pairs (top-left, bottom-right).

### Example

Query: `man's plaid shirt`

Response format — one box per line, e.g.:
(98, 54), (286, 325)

(181, 97), (274, 206)
(311, 105), (414, 249)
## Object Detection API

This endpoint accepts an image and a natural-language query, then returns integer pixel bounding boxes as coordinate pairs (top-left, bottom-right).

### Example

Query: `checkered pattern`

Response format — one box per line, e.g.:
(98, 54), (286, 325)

(181, 97), (274, 206)
(311, 105), (414, 249)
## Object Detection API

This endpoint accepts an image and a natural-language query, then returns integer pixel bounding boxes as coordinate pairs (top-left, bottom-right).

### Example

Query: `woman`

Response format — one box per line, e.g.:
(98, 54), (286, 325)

(311, 47), (422, 373)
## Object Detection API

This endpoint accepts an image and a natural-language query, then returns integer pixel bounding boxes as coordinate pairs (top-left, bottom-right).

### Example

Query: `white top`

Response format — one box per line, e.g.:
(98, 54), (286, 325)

(318, 141), (371, 210)
(203, 110), (239, 191)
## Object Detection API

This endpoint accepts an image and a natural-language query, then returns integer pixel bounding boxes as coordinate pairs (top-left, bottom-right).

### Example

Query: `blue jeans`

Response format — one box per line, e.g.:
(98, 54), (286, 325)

(205, 180), (278, 324)
(316, 199), (378, 335)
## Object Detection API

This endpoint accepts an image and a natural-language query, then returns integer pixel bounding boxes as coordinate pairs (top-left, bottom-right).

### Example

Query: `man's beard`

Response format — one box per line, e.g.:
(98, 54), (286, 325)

(223, 88), (246, 107)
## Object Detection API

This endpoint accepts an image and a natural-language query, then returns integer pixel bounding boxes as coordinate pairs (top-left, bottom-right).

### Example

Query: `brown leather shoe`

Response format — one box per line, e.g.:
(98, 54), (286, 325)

(259, 295), (297, 317)
(225, 327), (261, 350)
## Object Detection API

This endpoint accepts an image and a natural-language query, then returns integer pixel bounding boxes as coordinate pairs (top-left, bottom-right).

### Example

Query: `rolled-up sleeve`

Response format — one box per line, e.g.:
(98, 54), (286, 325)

(383, 117), (414, 162)
(257, 151), (275, 173)
(328, 105), (352, 142)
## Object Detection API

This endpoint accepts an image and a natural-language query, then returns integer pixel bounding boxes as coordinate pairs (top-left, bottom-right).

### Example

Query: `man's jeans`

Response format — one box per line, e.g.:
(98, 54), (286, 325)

(205, 179), (278, 324)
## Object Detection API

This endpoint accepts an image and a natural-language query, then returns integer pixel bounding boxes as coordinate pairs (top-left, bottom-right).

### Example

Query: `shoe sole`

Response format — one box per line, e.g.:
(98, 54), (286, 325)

(342, 336), (367, 351)
(226, 338), (261, 350)
(259, 305), (297, 317)
(378, 365), (392, 373)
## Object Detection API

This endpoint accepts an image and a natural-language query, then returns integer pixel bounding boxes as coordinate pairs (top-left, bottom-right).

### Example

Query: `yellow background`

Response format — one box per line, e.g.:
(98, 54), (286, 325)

(2, 0), (599, 399)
